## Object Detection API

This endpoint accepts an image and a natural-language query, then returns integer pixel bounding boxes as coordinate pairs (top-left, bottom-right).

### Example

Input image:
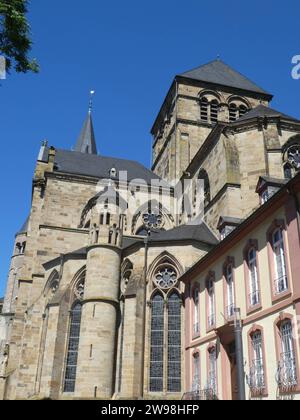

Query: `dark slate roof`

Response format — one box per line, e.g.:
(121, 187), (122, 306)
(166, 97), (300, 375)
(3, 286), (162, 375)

(0, 298), (3, 304)
(69, 247), (87, 256)
(74, 112), (98, 155)
(122, 236), (144, 249)
(148, 223), (219, 246)
(217, 216), (244, 229)
(179, 60), (271, 96)
(256, 176), (289, 193)
(42, 148), (166, 185)
(259, 176), (289, 185)
(17, 216), (30, 235)
(235, 105), (300, 123)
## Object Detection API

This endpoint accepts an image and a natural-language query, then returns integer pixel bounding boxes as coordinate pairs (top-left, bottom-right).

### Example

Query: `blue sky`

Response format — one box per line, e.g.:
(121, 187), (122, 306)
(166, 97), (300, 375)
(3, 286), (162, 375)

(0, 0), (299, 295)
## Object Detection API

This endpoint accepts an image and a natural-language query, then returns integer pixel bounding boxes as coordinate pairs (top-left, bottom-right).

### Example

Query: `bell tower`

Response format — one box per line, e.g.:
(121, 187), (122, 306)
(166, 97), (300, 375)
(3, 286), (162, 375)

(151, 60), (272, 184)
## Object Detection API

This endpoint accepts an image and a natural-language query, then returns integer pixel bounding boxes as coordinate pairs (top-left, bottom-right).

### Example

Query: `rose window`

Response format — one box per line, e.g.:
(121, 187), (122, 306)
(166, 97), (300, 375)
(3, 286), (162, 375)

(287, 145), (300, 170)
(143, 212), (163, 230)
(154, 267), (178, 290)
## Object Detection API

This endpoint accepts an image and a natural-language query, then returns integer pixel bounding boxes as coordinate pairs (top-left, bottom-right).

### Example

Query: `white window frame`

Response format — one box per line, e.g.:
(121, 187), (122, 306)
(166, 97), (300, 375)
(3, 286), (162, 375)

(207, 278), (215, 327)
(272, 229), (288, 294)
(251, 331), (265, 390)
(226, 265), (235, 318)
(248, 248), (259, 307)
(208, 348), (217, 395)
(192, 353), (200, 391)
(193, 288), (199, 335)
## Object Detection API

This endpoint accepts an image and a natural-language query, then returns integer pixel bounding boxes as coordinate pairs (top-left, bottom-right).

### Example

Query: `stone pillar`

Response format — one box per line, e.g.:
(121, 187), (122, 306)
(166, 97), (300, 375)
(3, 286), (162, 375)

(75, 244), (121, 399)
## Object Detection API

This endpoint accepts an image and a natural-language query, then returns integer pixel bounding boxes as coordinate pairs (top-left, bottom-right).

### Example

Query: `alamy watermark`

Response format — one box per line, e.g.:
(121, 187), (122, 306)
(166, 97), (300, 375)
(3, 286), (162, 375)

(91, 174), (206, 227)
(292, 55), (300, 80)
(0, 56), (6, 80)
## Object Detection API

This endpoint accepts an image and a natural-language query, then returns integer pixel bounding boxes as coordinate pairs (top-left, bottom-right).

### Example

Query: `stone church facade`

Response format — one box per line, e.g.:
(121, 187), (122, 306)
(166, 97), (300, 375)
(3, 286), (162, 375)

(1, 60), (300, 400)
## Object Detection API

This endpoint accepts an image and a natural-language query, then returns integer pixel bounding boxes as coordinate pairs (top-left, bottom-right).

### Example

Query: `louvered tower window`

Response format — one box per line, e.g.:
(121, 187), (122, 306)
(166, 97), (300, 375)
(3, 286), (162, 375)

(239, 105), (248, 118)
(210, 100), (219, 124)
(200, 98), (209, 121)
(229, 104), (238, 122)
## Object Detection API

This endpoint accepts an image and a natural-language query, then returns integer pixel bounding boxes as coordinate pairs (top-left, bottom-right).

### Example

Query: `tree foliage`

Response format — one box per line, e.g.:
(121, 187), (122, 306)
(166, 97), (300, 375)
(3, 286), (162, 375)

(0, 0), (38, 74)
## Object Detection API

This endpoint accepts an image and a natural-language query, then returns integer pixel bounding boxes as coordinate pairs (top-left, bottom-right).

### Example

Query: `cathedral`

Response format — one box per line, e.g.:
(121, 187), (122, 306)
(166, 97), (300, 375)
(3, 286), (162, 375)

(1, 59), (300, 400)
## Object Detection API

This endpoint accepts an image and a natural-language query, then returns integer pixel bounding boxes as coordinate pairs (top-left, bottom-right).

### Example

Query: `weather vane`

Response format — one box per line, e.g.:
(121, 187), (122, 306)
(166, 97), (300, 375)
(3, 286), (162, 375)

(89, 90), (95, 113)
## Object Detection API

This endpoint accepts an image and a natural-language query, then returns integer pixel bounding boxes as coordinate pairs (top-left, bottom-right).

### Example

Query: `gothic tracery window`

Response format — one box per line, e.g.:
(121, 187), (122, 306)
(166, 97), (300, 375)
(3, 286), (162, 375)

(167, 293), (182, 392)
(143, 211), (163, 230)
(286, 144), (300, 170)
(282, 141), (300, 179)
(63, 277), (85, 393)
(150, 294), (164, 392)
(154, 267), (178, 290)
(149, 262), (182, 394)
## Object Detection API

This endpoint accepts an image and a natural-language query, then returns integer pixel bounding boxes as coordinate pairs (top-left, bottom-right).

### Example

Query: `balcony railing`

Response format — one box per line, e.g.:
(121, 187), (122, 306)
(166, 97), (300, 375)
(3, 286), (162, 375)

(183, 380), (218, 401)
(247, 359), (265, 393)
(276, 352), (298, 389)
(207, 374), (217, 396)
(274, 276), (288, 295)
(249, 290), (260, 307)
(226, 303), (236, 319)
(182, 389), (218, 401)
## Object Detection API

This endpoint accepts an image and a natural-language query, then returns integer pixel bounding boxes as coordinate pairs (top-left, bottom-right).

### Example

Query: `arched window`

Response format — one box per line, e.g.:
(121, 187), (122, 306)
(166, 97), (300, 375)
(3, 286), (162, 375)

(248, 248), (259, 307)
(276, 319), (298, 387)
(149, 261), (182, 394)
(193, 287), (200, 336)
(229, 103), (249, 122)
(167, 292), (181, 392)
(200, 97), (219, 124)
(63, 277), (85, 393)
(207, 347), (217, 396)
(63, 303), (83, 393)
(225, 263), (235, 319)
(206, 276), (215, 328)
(198, 169), (210, 207)
(192, 352), (200, 392)
(210, 100), (219, 124)
(249, 330), (265, 391)
(149, 294), (164, 392)
(239, 105), (248, 118)
(272, 229), (288, 294)
(200, 97), (209, 122)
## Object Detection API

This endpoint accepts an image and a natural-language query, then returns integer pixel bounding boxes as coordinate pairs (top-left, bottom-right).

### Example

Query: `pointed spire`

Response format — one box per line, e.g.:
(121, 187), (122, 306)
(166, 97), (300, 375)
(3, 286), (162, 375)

(74, 91), (98, 155)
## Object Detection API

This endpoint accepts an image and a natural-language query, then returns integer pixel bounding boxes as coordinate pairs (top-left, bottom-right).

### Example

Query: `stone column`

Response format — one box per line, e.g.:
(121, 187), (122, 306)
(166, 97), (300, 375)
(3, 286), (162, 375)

(75, 244), (121, 399)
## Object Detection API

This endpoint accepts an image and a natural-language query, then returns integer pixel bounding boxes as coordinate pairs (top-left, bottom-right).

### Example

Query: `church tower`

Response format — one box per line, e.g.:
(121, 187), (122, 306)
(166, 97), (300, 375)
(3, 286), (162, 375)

(151, 59), (272, 184)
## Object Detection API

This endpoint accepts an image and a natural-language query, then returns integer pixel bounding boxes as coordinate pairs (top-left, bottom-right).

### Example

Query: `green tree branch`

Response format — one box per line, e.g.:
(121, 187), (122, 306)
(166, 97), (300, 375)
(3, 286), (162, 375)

(0, 0), (39, 74)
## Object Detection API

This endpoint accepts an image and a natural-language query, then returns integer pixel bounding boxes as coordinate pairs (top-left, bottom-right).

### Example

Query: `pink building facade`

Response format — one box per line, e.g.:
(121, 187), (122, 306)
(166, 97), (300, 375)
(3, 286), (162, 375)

(183, 173), (300, 400)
